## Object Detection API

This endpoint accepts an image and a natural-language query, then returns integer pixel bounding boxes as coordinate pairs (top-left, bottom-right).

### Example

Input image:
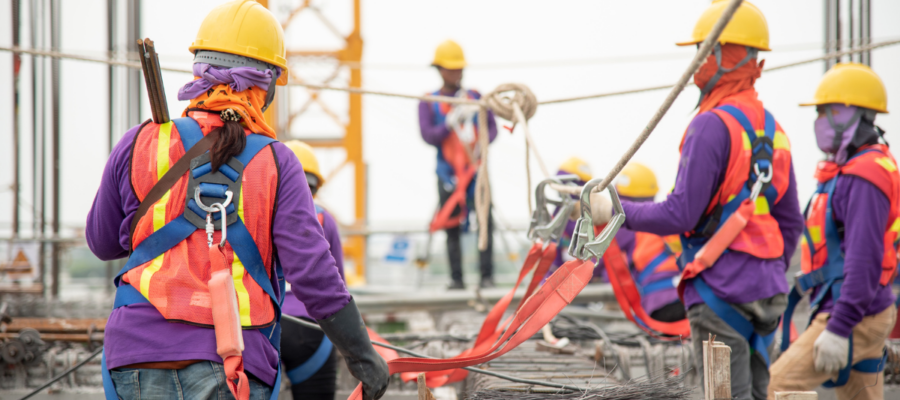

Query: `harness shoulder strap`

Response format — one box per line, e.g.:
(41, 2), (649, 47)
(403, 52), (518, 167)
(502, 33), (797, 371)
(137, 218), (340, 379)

(129, 118), (220, 240)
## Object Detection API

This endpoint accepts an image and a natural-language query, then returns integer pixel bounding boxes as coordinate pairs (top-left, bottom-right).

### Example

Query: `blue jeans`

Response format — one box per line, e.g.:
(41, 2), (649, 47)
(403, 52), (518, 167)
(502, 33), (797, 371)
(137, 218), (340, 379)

(110, 361), (272, 400)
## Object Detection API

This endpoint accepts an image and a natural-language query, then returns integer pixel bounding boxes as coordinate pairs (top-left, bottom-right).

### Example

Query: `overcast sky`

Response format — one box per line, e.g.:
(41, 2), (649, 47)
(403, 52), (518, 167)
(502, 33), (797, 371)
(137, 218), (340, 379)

(0, 0), (898, 237)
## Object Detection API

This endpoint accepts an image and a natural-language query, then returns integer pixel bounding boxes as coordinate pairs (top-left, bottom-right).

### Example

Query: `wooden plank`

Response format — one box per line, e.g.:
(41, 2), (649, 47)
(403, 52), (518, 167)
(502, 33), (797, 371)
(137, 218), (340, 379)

(774, 392), (817, 400)
(6, 317), (107, 332)
(703, 336), (731, 400)
(417, 373), (436, 400)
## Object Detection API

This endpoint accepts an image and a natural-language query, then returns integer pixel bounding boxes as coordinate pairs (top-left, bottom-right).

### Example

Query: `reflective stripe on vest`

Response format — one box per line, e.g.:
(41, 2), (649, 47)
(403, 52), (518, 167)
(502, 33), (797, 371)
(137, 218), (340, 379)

(680, 102), (791, 265)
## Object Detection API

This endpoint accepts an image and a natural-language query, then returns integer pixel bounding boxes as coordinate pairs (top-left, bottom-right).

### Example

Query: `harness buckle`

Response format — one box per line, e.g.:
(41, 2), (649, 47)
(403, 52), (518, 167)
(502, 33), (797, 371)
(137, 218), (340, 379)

(567, 178), (625, 261)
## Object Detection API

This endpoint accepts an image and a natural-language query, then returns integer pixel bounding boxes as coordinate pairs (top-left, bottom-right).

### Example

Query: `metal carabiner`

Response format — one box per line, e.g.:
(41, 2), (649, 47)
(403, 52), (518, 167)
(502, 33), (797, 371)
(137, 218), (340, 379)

(527, 175), (580, 246)
(749, 163), (773, 202)
(567, 178), (626, 261)
(194, 187), (234, 248)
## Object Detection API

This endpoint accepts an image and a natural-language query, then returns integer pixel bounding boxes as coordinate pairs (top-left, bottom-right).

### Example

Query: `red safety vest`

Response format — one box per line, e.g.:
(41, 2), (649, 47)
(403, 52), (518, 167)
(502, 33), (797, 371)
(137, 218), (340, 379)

(429, 90), (480, 232)
(632, 233), (681, 276)
(127, 112), (279, 328)
(683, 91), (792, 261)
(801, 144), (900, 285)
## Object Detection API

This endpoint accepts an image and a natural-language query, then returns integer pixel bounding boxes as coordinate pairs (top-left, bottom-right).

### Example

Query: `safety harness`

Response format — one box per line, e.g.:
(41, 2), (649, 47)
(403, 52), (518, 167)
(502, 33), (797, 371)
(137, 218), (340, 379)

(677, 105), (781, 366)
(782, 146), (899, 387)
(102, 117), (284, 400)
(285, 204), (334, 385)
(429, 89), (481, 233)
(603, 236), (690, 338)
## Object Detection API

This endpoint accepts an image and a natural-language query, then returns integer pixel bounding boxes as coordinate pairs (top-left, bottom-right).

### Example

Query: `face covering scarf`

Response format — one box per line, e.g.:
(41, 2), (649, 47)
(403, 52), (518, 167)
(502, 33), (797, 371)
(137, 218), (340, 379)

(178, 63), (280, 138)
(814, 104), (864, 165)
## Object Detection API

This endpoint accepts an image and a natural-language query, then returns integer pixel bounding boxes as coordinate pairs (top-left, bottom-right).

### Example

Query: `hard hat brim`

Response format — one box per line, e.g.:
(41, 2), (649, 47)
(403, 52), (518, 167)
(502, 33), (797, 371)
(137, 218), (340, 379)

(431, 60), (467, 70)
(798, 100), (888, 114)
(675, 39), (771, 52)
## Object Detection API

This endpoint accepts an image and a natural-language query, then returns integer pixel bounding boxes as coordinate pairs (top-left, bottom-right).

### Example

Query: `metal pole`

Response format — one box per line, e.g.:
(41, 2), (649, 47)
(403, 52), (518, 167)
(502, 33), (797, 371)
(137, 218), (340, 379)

(126, 0), (140, 127)
(848, 0), (854, 62)
(36, 0), (47, 295)
(30, 0), (39, 238)
(11, 0), (21, 239)
(49, 0), (60, 298)
(106, 0), (117, 292)
(860, 0), (871, 65)
(824, 0), (841, 70)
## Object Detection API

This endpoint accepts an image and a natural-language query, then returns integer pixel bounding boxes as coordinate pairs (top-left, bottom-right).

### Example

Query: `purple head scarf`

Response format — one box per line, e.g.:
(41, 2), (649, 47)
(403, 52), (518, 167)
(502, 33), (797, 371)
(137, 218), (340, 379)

(177, 63), (280, 101)
(814, 104), (865, 165)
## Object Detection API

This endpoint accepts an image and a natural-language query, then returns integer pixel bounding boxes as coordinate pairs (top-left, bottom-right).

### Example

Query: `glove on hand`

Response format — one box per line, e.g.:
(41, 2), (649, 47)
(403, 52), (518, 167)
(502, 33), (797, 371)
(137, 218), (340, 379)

(813, 328), (849, 374)
(589, 189), (613, 226)
(317, 298), (389, 400)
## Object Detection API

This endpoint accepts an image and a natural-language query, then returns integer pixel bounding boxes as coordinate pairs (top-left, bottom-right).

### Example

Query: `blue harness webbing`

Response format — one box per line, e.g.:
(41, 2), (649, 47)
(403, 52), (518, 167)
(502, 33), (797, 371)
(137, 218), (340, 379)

(782, 157), (887, 387)
(286, 335), (333, 384)
(678, 105), (778, 366)
(102, 117), (284, 400)
(637, 248), (675, 296)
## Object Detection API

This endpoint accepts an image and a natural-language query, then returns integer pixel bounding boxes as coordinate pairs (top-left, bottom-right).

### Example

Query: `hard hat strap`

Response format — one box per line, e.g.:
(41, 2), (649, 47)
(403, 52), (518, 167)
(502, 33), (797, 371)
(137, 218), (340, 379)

(193, 50), (279, 111)
(699, 44), (758, 101)
(826, 106), (865, 153)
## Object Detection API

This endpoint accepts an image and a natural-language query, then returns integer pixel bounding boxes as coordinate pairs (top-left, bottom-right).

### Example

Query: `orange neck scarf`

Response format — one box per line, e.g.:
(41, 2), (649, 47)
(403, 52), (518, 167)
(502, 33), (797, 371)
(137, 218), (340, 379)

(693, 44), (764, 115)
(182, 83), (276, 139)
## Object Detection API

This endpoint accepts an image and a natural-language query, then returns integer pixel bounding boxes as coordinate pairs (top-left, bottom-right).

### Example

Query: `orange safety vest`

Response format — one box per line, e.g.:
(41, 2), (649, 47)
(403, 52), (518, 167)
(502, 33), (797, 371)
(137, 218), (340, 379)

(681, 91), (792, 263)
(800, 144), (900, 286)
(126, 113), (280, 328)
(429, 90), (481, 232)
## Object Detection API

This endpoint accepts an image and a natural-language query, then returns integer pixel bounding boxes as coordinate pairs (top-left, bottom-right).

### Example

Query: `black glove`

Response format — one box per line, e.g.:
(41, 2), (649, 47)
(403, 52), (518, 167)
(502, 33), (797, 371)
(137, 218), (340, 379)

(317, 298), (389, 400)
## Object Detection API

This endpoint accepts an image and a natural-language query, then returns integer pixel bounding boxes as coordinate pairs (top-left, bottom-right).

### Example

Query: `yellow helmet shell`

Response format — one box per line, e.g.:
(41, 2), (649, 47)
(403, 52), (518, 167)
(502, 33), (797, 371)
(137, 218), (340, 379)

(432, 40), (467, 70)
(800, 63), (888, 113)
(558, 157), (592, 183)
(284, 140), (324, 186)
(616, 163), (658, 198)
(189, 0), (289, 85)
(676, 0), (770, 51)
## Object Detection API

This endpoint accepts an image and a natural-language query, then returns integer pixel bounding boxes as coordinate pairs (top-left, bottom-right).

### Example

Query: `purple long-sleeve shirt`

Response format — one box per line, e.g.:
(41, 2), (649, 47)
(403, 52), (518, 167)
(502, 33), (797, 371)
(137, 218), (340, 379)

(816, 174), (897, 337)
(621, 111), (804, 309)
(282, 207), (346, 319)
(86, 114), (350, 385)
(418, 89), (498, 147)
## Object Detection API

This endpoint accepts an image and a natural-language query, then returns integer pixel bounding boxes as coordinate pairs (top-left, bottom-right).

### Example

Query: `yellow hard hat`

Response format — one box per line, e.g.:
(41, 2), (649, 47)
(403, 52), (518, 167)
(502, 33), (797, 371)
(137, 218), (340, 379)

(677, 0), (771, 51)
(616, 163), (658, 198)
(558, 157), (592, 183)
(189, 0), (289, 86)
(284, 141), (324, 187)
(432, 40), (467, 70)
(800, 63), (888, 113)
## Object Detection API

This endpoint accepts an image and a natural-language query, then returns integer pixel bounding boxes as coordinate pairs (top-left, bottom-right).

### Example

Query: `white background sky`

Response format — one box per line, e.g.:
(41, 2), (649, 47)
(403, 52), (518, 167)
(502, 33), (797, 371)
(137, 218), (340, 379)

(0, 0), (898, 237)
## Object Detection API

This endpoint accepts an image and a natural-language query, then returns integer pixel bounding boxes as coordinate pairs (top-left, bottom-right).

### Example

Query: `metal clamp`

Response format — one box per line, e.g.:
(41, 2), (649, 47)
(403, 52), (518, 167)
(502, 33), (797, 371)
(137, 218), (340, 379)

(195, 187), (233, 248)
(749, 163), (773, 202)
(567, 178), (626, 261)
(527, 174), (580, 245)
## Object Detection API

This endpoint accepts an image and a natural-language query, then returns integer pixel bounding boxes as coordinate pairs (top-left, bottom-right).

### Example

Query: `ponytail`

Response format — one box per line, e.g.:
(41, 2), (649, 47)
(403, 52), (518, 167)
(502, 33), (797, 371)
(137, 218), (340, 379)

(210, 108), (247, 172)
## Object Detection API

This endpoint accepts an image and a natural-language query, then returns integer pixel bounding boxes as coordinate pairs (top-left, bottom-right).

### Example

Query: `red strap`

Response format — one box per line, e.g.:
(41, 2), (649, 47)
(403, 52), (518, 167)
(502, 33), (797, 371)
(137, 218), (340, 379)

(354, 258), (592, 400)
(429, 166), (478, 232)
(604, 240), (690, 338)
(676, 199), (756, 300)
(400, 242), (557, 384)
(223, 356), (249, 400)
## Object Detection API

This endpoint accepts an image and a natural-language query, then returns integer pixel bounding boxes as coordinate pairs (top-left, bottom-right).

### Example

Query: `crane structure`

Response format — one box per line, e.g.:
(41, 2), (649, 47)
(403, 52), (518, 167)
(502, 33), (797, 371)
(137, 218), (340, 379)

(261, 0), (367, 286)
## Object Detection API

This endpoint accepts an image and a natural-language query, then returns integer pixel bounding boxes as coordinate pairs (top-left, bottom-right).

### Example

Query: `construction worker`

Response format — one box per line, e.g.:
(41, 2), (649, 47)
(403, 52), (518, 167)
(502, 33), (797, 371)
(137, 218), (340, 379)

(419, 39), (498, 290)
(591, 2), (803, 399)
(85, 2), (387, 399)
(768, 63), (897, 399)
(281, 141), (346, 400)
